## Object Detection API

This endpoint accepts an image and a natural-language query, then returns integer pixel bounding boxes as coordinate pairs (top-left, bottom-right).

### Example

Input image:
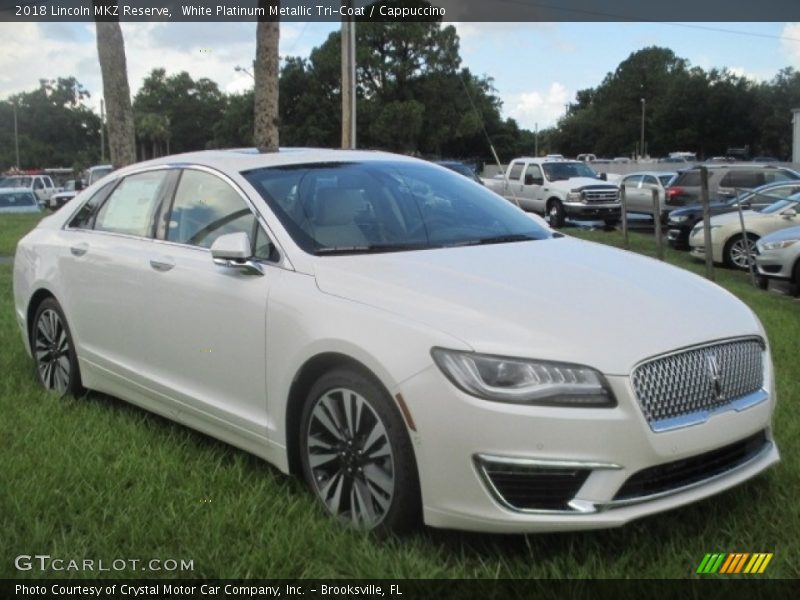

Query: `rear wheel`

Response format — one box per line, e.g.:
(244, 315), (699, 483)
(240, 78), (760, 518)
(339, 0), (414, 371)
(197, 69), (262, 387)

(723, 233), (759, 270)
(756, 274), (769, 290)
(31, 298), (82, 396)
(547, 199), (566, 228)
(299, 368), (420, 534)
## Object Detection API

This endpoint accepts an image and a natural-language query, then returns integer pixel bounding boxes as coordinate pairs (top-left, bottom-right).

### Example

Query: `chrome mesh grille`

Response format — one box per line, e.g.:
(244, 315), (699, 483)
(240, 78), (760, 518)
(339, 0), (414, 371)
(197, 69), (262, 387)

(631, 338), (764, 428)
(583, 188), (618, 203)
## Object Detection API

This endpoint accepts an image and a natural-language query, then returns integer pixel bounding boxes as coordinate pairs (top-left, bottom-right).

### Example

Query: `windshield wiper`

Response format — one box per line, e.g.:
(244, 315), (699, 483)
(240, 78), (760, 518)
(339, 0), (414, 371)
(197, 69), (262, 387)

(454, 234), (539, 247)
(313, 243), (430, 255)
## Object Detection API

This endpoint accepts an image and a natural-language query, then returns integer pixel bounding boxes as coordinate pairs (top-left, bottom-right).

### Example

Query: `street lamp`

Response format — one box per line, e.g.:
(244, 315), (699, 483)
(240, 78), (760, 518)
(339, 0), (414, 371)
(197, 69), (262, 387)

(13, 100), (20, 169)
(640, 97), (646, 161)
(234, 65), (254, 80)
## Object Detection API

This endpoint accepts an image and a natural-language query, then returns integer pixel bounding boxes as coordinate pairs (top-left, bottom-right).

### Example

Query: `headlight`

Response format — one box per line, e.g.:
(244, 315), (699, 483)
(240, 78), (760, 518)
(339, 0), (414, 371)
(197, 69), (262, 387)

(670, 215), (689, 223)
(759, 239), (799, 251)
(431, 348), (615, 407)
(566, 191), (583, 202)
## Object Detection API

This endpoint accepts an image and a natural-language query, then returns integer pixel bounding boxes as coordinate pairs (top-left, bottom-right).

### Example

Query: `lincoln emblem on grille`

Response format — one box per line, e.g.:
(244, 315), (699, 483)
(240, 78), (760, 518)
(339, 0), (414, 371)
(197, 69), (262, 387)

(706, 353), (723, 400)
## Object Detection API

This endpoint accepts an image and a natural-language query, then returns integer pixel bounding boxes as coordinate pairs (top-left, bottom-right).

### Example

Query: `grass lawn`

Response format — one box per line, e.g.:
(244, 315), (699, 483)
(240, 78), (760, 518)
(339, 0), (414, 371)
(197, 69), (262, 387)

(0, 213), (47, 256)
(0, 223), (797, 579)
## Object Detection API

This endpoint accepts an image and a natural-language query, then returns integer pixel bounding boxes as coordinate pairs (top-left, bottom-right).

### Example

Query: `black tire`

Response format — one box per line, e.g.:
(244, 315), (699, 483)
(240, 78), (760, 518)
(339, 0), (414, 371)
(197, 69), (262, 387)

(603, 218), (619, 229)
(756, 274), (769, 290)
(723, 233), (759, 270)
(299, 367), (421, 535)
(30, 298), (83, 396)
(792, 259), (800, 297)
(547, 199), (566, 228)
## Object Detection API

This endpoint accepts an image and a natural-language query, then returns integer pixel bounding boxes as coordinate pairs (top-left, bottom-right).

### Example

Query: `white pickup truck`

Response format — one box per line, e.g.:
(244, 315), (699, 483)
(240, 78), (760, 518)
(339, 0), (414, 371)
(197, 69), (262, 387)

(0, 174), (59, 208)
(484, 157), (621, 228)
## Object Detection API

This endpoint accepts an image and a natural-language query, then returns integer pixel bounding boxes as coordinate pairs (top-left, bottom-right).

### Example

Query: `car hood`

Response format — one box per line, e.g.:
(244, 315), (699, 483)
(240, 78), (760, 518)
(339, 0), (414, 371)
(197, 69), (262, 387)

(759, 224), (800, 243)
(557, 177), (615, 190)
(312, 238), (760, 375)
(708, 210), (763, 227)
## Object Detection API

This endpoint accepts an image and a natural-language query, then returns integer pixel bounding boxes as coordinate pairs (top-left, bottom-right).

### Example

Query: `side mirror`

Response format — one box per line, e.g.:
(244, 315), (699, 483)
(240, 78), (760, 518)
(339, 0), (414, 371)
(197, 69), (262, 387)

(599, 173), (607, 181)
(524, 174), (543, 186)
(210, 232), (263, 276)
(740, 201), (750, 209)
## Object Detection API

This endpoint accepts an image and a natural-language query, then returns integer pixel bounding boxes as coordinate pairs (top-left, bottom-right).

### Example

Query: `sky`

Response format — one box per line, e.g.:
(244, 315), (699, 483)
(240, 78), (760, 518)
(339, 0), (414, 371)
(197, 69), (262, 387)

(0, 21), (799, 131)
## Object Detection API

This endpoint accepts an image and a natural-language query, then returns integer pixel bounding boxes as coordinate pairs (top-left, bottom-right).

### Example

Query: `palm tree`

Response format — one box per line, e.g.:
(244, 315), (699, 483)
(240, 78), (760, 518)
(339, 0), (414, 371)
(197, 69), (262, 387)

(94, 1), (136, 167)
(254, 2), (280, 153)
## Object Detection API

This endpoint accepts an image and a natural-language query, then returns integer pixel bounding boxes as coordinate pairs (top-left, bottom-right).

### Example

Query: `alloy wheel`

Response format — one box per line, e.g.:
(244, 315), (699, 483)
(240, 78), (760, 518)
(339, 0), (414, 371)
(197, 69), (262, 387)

(34, 308), (71, 394)
(305, 387), (395, 528)
(729, 237), (758, 269)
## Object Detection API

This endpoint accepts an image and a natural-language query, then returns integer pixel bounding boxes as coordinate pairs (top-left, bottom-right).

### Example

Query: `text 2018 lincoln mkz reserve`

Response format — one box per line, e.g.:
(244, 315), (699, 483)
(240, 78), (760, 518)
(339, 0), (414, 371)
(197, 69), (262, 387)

(13, 149), (778, 534)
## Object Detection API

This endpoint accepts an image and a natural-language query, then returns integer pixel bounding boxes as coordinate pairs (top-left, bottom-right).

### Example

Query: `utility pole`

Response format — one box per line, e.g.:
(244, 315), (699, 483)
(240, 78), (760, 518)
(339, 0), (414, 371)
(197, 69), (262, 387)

(640, 97), (646, 161)
(341, 7), (356, 149)
(534, 122), (538, 156)
(13, 100), (20, 169)
(100, 99), (106, 163)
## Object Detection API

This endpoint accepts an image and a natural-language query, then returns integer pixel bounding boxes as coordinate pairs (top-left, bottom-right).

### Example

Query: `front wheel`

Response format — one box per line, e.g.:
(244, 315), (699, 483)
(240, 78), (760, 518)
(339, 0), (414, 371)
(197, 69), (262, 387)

(724, 233), (759, 270)
(603, 218), (619, 229)
(299, 368), (421, 534)
(31, 298), (83, 396)
(548, 200), (566, 228)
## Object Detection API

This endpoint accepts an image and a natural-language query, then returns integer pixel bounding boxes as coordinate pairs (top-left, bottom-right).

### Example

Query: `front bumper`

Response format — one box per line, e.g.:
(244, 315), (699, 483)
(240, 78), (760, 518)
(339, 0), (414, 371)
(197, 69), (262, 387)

(755, 249), (797, 281)
(667, 224), (692, 248)
(563, 202), (621, 220)
(398, 363), (777, 533)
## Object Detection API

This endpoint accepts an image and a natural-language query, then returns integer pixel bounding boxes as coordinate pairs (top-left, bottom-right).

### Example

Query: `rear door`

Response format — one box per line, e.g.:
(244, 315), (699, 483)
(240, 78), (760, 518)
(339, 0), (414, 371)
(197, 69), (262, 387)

(60, 168), (176, 384)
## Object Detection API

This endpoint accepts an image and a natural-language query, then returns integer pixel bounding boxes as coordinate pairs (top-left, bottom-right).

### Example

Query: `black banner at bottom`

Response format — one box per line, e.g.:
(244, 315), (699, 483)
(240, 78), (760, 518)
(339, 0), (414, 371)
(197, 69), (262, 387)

(2, 579), (799, 600)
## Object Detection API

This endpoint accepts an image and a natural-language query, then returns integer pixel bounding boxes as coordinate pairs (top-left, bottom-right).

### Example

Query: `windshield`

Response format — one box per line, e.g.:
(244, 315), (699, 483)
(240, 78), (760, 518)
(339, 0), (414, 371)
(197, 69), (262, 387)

(88, 167), (113, 185)
(243, 161), (553, 254)
(0, 176), (32, 188)
(0, 191), (37, 207)
(541, 162), (597, 181)
(759, 194), (800, 214)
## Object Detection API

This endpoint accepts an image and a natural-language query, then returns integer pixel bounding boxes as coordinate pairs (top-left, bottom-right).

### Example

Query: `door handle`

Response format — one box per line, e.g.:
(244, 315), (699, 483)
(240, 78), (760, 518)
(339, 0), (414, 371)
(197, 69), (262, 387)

(70, 242), (88, 257)
(149, 258), (175, 272)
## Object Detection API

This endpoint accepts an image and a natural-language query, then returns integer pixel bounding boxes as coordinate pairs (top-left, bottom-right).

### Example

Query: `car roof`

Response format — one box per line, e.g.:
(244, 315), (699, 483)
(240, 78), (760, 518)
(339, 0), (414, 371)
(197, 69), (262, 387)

(0, 187), (34, 193)
(125, 148), (420, 176)
(623, 171), (677, 177)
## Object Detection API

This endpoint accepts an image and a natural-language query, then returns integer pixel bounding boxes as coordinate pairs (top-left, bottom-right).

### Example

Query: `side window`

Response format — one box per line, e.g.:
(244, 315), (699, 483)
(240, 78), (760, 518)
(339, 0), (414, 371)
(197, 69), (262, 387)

(253, 224), (279, 262)
(623, 175), (642, 188)
(721, 170), (764, 188)
(764, 170), (797, 184)
(642, 175), (658, 187)
(508, 163), (524, 181)
(523, 164), (542, 182)
(69, 181), (117, 229)
(44, 176), (53, 188)
(94, 170), (168, 237)
(167, 170), (256, 249)
(34, 178), (44, 190)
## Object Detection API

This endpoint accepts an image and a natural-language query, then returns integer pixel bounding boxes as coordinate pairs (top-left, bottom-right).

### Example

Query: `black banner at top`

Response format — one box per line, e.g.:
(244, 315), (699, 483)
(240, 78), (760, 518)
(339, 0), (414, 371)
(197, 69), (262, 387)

(1, 0), (800, 22)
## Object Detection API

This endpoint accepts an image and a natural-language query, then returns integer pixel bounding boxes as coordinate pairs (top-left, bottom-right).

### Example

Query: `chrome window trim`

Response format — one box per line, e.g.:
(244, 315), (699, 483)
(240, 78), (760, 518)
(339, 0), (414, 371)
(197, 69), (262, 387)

(62, 163), (294, 272)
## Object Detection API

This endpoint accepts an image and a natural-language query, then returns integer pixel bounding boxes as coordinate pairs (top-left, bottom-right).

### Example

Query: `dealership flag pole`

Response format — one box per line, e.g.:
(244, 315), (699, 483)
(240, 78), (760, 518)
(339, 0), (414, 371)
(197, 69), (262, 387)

(700, 166), (715, 281)
(341, 6), (356, 149)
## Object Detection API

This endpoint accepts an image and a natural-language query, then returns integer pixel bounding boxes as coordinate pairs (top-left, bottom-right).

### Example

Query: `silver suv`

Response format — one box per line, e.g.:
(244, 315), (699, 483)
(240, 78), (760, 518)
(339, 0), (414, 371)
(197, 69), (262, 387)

(666, 164), (800, 205)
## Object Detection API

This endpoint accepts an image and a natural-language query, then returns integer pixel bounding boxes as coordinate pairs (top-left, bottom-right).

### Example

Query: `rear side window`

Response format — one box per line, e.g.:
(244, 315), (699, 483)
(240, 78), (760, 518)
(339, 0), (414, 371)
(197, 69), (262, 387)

(94, 171), (169, 237)
(68, 181), (116, 229)
(764, 170), (800, 184)
(720, 170), (765, 189)
(508, 163), (524, 180)
(167, 170), (256, 249)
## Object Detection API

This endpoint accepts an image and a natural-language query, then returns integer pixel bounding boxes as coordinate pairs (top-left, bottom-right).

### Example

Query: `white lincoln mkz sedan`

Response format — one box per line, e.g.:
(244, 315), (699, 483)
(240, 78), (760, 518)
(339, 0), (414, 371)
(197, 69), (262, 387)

(13, 149), (779, 534)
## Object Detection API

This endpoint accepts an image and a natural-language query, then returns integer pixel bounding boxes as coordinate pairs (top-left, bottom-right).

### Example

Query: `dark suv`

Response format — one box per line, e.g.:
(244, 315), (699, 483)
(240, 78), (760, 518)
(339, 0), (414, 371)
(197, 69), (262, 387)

(666, 180), (800, 249)
(665, 164), (800, 206)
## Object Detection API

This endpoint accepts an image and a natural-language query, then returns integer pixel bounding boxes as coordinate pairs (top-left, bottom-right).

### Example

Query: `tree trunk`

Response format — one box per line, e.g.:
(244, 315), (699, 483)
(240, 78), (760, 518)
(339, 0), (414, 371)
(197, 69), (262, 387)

(94, 3), (136, 168)
(254, 2), (280, 153)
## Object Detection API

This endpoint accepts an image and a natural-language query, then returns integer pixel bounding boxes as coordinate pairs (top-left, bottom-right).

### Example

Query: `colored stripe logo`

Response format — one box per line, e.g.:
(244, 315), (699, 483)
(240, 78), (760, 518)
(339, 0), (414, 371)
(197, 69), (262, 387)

(696, 553), (773, 574)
